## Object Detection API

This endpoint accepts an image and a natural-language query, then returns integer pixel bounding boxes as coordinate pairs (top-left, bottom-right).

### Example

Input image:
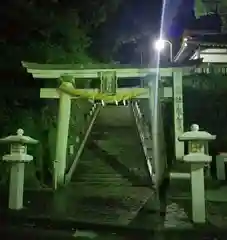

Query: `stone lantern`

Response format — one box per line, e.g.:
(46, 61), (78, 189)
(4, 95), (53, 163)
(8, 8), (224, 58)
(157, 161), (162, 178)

(0, 129), (38, 210)
(178, 124), (216, 223)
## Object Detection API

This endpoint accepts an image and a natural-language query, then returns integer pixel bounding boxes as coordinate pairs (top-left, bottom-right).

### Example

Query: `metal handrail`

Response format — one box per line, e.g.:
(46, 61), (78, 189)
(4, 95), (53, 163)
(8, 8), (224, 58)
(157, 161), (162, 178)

(132, 88), (167, 188)
(65, 105), (101, 184)
(131, 101), (154, 181)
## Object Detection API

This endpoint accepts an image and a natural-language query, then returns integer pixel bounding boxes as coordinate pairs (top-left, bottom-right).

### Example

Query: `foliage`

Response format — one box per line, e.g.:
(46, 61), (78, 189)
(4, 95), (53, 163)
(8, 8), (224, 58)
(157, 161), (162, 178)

(163, 72), (227, 160)
(0, 101), (45, 187)
(0, 0), (162, 187)
(0, 0), (124, 188)
(0, 0), (123, 65)
(90, 0), (160, 63)
(194, 0), (227, 30)
(183, 73), (227, 154)
(1, 3), (84, 64)
(183, 73), (227, 91)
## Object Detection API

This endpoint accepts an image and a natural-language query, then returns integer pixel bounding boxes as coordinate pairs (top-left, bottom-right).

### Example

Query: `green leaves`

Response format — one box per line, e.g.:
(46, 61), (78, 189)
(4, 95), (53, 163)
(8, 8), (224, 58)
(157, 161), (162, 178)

(194, 0), (223, 17)
(184, 72), (227, 92)
(0, 0), (122, 65)
(194, 0), (227, 30)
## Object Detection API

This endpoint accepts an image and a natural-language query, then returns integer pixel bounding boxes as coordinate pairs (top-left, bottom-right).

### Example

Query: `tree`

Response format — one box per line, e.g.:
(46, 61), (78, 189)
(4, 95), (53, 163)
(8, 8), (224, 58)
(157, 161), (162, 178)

(90, 0), (162, 63)
(0, 2), (86, 65)
(0, 0), (125, 187)
(194, 0), (227, 31)
(0, 0), (123, 66)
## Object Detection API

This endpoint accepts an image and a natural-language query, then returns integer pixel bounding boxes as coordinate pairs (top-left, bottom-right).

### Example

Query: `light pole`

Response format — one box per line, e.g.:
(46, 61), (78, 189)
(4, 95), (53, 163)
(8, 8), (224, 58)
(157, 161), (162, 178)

(148, 38), (173, 187)
(154, 39), (173, 62)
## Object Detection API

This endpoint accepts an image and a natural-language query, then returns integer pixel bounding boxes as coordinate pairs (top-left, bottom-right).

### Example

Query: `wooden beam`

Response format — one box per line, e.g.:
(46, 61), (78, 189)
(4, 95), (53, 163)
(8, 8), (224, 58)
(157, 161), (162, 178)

(40, 87), (173, 99)
(22, 62), (153, 70)
(29, 67), (199, 79)
(22, 60), (206, 79)
(28, 68), (173, 79)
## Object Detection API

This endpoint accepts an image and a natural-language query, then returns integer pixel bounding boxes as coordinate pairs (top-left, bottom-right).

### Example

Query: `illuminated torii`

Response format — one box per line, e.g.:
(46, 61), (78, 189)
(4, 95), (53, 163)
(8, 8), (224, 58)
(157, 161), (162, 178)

(22, 62), (188, 188)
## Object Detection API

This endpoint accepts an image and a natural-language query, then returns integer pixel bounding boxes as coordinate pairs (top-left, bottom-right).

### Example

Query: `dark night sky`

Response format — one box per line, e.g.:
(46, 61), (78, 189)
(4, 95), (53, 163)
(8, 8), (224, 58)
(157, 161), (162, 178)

(122, 0), (195, 38)
(112, 0), (196, 63)
(122, 0), (195, 37)
(163, 0), (194, 37)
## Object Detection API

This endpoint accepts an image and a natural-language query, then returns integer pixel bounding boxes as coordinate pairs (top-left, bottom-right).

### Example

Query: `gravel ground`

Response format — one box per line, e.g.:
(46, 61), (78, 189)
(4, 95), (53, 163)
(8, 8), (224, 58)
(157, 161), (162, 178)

(161, 178), (227, 240)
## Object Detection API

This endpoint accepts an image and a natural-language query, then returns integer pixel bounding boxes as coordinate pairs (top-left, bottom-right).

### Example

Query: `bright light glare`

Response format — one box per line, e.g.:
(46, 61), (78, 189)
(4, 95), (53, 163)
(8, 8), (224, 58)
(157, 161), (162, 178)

(154, 39), (165, 51)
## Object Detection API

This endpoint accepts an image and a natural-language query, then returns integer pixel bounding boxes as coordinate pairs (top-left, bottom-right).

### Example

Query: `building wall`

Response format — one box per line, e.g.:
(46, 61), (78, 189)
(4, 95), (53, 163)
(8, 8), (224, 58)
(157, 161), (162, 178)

(191, 48), (227, 63)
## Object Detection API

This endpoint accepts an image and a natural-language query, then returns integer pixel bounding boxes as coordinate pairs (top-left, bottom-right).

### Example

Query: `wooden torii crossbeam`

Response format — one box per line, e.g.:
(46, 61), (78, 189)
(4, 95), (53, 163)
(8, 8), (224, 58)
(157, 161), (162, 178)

(22, 62), (175, 78)
(22, 62), (190, 188)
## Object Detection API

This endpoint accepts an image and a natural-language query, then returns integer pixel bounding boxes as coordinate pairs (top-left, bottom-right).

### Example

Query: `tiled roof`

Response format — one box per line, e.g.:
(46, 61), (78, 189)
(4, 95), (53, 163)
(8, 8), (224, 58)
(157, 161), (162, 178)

(174, 33), (227, 63)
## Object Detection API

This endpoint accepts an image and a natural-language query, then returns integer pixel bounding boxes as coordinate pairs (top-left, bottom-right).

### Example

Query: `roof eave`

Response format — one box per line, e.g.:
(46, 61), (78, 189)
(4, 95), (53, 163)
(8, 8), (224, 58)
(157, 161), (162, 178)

(173, 43), (187, 62)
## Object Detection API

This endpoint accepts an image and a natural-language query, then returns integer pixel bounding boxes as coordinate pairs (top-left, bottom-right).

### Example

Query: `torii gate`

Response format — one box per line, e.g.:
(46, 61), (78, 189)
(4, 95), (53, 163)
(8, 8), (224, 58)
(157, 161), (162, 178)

(22, 62), (187, 189)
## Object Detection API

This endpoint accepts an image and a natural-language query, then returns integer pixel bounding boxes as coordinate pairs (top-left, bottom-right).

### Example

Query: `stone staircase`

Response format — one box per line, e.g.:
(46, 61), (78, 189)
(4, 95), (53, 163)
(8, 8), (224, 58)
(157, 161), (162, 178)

(0, 105), (159, 230)
(68, 105), (155, 225)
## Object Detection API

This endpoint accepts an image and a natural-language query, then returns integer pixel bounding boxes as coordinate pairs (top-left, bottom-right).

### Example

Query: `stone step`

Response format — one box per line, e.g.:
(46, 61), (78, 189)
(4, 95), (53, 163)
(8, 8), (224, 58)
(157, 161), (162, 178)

(74, 175), (130, 180)
(68, 106), (154, 226)
(74, 171), (149, 181)
(70, 182), (132, 189)
(68, 183), (153, 200)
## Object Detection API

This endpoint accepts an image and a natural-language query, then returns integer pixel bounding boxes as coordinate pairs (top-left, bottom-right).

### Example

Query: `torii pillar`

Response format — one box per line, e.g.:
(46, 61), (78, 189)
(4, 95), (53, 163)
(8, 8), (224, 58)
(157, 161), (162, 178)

(54, 75), (73, 188)
(173, 69), (184, 159)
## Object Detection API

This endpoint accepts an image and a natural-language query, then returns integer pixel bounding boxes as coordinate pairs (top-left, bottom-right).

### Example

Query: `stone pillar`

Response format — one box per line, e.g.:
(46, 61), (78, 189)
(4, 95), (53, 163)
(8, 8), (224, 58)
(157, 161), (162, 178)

(0, 129), (38, 210)
(216, 153), (227, 180)
(179, 124), (216, 223)
(54, 75), (73, 188)
(173, 69), (184, 160)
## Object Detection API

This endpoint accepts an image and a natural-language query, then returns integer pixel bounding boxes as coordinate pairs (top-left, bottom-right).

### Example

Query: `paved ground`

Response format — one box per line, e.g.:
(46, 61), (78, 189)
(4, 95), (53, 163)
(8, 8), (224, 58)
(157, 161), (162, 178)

(166, 177), (227, 228)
